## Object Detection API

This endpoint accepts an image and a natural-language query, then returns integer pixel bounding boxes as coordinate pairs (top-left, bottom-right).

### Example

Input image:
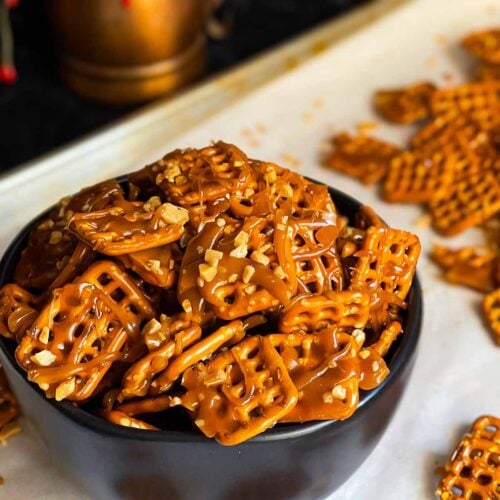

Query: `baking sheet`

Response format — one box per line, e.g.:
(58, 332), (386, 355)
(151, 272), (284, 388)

(1, 0), (499, 498)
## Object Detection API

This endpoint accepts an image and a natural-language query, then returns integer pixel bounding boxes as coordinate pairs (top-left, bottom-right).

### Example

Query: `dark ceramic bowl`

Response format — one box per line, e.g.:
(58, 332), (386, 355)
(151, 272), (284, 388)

(0, 185), (422, 500)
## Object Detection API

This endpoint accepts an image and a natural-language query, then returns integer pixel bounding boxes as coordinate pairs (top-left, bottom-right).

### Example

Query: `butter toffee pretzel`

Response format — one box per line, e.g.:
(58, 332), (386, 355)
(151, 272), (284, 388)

(0, 141), (420, 445)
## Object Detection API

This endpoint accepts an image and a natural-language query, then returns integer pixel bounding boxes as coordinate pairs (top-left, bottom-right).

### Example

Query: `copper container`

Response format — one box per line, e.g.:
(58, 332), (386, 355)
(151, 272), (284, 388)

(47, 0), (207, 104)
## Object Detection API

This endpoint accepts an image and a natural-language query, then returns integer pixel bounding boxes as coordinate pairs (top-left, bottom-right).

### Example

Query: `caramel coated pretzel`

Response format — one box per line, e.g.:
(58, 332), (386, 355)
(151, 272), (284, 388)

(436, 415), (500, 499)
(0, 284), (38, 341)
(349, 226), (420, 330)
(478, 62), (500, 82)
(70, 198), (189, 256)
(289, 211), (344, 294)
(429, 169), (500, 236)
(483, 288), (500, 345)
(78, 260), (156, 343)
(357, 321), (402, 391)
(270, 330), (360, 423)
(150, 320), (246, 395)
(102, 410), (158, 430)
(117, 243), (181, 288)
(373, 81), (435, 124)
(279, 291), (370, 334)
(14, 179), (123, 289)
(430, 81), (500, 131)
(462, 29), (500, 64)
(117, 394), (181, 416)
(181, 335), (298, 446)
(326, 133), (400, 185)
(431, 245), (498, 293)
(16, 283), (131, 401)
(383, 151), (454, 204)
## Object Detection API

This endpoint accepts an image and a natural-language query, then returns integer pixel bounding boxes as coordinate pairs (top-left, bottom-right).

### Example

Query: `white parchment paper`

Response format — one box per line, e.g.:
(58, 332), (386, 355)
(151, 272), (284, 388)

(0, 0), (499, 498)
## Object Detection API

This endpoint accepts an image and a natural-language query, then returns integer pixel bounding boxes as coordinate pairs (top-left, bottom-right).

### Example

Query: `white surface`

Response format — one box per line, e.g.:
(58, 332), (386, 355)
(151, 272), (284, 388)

(1, 0), (499, 498)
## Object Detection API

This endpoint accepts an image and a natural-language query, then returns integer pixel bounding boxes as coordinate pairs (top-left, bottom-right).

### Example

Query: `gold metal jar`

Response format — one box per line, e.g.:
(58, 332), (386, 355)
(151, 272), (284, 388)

(47, 0), (207, 104)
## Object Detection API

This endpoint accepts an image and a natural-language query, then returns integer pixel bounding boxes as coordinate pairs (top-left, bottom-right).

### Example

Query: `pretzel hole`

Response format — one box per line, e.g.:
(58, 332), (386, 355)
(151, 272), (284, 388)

(128, 304), (139, 315)
(470, 448), (483, 459)
(249, 406), (263, 418)
(300, 261), (313, 271)
(110, 288), (126, 303)
(488, 453), (499, 467)
(74, 324), (85, 339)
(459, 466), (472, 478)
(224, 294), (235, 305)
(469, 494), (482, 500)
(477, 474), (492, 486)
(98, 273), (112, 286)
(247, 347), (259, 359)
(307, 283), (318, 293)
(53, 312), (66, 324)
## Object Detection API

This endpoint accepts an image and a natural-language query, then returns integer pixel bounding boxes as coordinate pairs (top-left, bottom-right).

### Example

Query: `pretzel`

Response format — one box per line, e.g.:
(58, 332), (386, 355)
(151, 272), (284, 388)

(349, 226), (420, 331)
(0, 368), (20, 433)
(383, 151), (454, 203)
(373, 81), (435, 124)
(436, 415), (500, 499)
(181, 335), (298, 445)
(462, 29), (500, 64)
(150, 320), (246, 395)
(0, 284), (38, 341)
(430, 81), (500, 131)
(483, 288), (500, 345)
(429, 169), (500, 236)
(431, 245), (497, 293)
(289, 210), (344, 294)
(410, 114), (490, 156)
(357, 321), (402, 391)
(179, 218), (291, 321)
(279, 291), (370, 334)
(120, 320), (200, 398)
(77, 260), (156, 344)
(116, 394), (181, 416)
(116, 243), (181, 288)
(70, 198), (189, 256)
(101, 410), (158, 430)
(326, 133), (400, 185)
(16, 283), (132, 401)
(14, 179), (123, 289)
(270, 329), (360, 423)
(355, 205), (387, 230)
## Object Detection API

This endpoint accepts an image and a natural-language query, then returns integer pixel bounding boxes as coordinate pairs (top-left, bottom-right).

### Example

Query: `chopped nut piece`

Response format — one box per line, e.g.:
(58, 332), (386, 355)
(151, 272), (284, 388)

(244, 284), (257, 295)
(175, 175), (188, 185)
(37, 219), (54, 231)
(169, 259), (175, 270)
(273, 265), (286, 279)
(234, 231), (249, 248)
(39, 326), (50, 345)
(216, 218), (226, 227)
(48, 231), (63, 245)
(352, 329), (366, 347)
(142, 318), (162, 337)
(199, 263), (217, 283)
(31, 350), (57, 367)
(160, 203), (189, 225)
(181, 299), (192, 314)
(55, 377), (76, 401)
(242, 265), (256, 284)
(359, 349), (370, 360)
(372, 361), (381, 372)
(244, 187), (255, 197)
(195, 418), (206, 427)
(165, 163), (181, 183)
(322, 391), (334, 404)
(205, 249), (223, 267)
(331, 385), (347, 400)
(146, 259), (163, 275)
(250, 251), (270, 266)
(143, 196), (162, 212)
(228, 273), (239, 284)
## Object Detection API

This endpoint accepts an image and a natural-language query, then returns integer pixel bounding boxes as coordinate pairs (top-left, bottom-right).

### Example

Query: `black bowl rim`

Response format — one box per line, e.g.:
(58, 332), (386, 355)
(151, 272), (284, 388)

(0, 181), (422, 445)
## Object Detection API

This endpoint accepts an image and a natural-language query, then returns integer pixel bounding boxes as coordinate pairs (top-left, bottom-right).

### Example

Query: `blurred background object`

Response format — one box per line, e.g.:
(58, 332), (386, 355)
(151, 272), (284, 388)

(0, 0), (367, 172)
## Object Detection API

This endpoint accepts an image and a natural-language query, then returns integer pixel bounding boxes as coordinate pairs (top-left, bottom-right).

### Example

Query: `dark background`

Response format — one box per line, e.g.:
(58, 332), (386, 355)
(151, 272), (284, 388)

(0, 0), (366, 173)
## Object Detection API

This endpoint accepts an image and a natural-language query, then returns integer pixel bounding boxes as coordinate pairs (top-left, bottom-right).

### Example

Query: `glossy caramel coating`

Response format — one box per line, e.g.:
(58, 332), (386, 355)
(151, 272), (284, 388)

(0, 284), (39, 342)
(181, 335), (298, 445)
(102, 410), (159, 431)
(14, 179), (123, 290)
(70, 198), (188, 256)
